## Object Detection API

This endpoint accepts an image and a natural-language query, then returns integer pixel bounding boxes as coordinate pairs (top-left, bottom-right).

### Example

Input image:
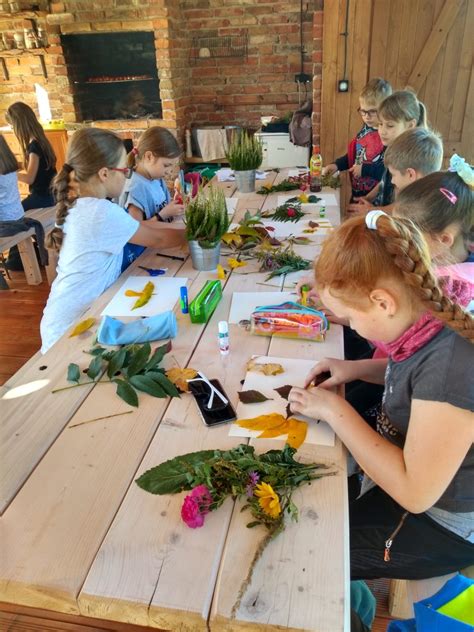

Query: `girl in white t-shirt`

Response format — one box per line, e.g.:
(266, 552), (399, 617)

(40, 128), (186, 353)
(0, 134), (24, 222)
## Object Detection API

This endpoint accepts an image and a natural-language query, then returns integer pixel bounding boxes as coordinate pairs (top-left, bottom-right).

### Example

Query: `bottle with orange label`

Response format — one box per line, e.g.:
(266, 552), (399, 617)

(309, 145), (322, 193)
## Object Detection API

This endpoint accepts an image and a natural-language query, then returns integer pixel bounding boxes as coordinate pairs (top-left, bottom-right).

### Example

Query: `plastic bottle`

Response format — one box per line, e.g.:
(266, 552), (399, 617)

(310, 145), (322, 193)
(218, 320), (229, 355)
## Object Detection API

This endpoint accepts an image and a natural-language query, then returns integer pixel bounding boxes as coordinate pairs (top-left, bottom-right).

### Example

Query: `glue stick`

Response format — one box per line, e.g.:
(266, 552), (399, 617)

(218, 320), (229, 355)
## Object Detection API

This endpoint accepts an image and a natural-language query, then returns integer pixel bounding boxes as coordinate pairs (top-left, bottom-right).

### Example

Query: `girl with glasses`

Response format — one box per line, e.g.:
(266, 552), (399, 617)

(40, 128), (185, 353)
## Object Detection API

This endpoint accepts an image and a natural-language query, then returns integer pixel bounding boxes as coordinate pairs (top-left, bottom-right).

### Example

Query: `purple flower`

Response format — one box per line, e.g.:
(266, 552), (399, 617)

(246, 471), (260, 497)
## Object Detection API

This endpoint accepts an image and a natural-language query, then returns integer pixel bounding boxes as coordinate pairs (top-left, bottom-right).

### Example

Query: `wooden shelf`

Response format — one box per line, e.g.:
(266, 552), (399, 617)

(184, 156), (229, 164)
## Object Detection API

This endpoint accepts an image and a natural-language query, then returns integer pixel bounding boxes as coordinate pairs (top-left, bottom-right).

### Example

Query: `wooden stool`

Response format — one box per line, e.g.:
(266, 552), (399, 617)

(389, 565), (474, 619)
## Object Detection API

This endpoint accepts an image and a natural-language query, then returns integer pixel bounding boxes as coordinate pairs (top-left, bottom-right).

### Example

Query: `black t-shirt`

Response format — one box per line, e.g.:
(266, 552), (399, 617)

(28, 139), (56, 196)
(378, 327), (474, 512)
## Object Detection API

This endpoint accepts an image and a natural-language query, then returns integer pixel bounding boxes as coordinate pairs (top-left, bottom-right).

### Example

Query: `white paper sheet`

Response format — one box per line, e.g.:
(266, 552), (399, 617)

(278, 192), (338, 207)
(217, 169), (268, 182)
(288, 168), (309, 177)
(101, 276), (188, 317)
(261, 218), (333, 238)
(229, 355), (335, 446)
(228, 291), (294, 324)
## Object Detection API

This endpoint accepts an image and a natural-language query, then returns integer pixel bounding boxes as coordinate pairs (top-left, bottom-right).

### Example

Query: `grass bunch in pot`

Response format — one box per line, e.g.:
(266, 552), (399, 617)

(185, 185), (230, 271)
(226, 130), (263, 193)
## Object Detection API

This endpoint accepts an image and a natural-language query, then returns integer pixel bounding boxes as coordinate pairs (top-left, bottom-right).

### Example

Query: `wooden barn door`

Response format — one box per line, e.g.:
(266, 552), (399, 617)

(321, 0), (473, 185)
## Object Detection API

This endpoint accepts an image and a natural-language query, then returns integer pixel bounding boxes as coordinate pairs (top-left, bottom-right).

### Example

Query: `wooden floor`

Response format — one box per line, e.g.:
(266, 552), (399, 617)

(0, 270), (395, 631)
(0, 268), (50, 385)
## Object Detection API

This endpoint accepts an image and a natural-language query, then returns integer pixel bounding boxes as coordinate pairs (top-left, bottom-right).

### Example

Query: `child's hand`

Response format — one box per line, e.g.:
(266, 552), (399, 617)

(288, 385), (345, 424)
(159, 201), (185, 220)
(347, 197), (375, 215)
(321, 309), (349, 326)
(303, 357), (360, 389)
(295, 275), (319, 302)
(349, 163), (362, 178)
(322, 163), (338, 177)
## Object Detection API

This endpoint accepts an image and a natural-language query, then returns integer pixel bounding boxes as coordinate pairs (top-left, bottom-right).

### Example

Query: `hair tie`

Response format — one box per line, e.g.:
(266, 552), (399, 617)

(365, 210), (388, 230)
(439, 188), (457, 204)
(448, 154), (474, 188)
(54, 222), (63, 229)
(63, 163), (73, 174)
(131, 147), (139, 156)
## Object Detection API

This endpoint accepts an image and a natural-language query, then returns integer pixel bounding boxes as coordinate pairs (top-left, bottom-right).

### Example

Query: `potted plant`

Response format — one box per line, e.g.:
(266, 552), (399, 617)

(226, 130), (263, 193)
(185, 185), (230, 271)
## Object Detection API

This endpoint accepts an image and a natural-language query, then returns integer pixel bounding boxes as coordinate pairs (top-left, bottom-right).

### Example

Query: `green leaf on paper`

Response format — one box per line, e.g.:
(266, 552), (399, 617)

(238, 390), (272, 404)
(114, 378), (139, 407)
(67, 363), (80, 383)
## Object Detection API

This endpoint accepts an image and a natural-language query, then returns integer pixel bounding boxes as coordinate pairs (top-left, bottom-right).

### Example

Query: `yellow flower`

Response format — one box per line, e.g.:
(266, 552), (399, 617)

(228, 257), (247, 270)
(216, 264), (227, 280)
(254, 481), (281, 518)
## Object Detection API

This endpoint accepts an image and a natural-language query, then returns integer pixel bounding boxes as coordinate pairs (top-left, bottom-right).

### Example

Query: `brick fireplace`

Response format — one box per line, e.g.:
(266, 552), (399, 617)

(0, 0), (323, 145)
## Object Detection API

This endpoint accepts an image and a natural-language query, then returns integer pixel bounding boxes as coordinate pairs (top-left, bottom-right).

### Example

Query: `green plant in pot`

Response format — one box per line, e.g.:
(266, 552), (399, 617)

(185, 186), (230, 271)
(226, 130), (263, 193)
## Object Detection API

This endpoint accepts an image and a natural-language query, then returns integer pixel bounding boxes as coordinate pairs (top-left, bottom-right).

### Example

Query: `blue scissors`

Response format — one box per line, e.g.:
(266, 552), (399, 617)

(138, 265), (168, 277)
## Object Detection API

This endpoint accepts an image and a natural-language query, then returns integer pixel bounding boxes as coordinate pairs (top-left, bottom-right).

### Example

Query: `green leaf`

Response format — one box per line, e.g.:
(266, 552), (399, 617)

(107, 348), (127, 379)
(144, 341), (172, 371)
(246, 521), (261, 529)
(127, 343), (151, 376)
(88, 346), (107, 356)
(114, 378), (139, 407)
(67, 363), (80, 383)
(129, 374), (167, 398)
(136, 449), (219, 494)
(238, 390), (272, 404)
(86, 355), (103, 380)
(146, 371), (180, 397)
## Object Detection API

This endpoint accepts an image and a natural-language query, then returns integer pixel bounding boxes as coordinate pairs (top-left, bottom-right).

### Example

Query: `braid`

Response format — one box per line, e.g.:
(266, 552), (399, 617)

(377, 216), (474, 341)
(46, 166), (77, 252)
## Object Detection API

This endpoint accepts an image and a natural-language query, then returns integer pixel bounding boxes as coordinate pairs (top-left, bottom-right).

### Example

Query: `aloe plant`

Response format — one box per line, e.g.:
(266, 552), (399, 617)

(185, 186), (230, 249)
(226, 130), (263, 171)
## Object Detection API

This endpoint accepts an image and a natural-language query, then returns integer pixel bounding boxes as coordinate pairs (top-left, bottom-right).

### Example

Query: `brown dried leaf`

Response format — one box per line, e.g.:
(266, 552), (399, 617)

(165, 367), (198, 393)
(274, 384), (292, 400)
(238, 390), (272, 404)
(308, 220), (320, 228)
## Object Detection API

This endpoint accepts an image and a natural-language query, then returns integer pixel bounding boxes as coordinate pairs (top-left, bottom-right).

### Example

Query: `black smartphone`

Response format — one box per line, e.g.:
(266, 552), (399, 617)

(188, 378), (237, 427)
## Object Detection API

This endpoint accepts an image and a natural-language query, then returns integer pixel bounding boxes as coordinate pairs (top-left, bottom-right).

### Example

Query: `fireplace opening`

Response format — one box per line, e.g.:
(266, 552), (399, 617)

(61, 31), (162, 122)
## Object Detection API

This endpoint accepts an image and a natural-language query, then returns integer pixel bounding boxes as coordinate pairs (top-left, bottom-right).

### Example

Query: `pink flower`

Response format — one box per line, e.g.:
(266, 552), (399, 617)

(287, 208), (296, 217)
(181, 485), (212, 529)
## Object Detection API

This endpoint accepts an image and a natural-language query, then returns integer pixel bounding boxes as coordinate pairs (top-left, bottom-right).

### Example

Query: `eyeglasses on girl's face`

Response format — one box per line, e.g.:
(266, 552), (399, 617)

(110, 167), (133, 179)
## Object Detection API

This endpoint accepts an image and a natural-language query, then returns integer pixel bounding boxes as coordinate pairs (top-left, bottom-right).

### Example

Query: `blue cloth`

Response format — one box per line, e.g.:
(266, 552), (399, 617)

(387, 574), (474, 632)
(350, 580), (376, 628)
(97, 311), (177, 345)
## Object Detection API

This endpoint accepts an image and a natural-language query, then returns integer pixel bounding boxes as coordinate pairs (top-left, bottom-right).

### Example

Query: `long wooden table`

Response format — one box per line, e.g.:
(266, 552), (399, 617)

(0, 170), (349, 632)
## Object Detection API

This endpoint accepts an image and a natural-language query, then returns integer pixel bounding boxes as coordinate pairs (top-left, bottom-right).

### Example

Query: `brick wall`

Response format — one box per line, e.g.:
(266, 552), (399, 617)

(0, 0), (323, 144)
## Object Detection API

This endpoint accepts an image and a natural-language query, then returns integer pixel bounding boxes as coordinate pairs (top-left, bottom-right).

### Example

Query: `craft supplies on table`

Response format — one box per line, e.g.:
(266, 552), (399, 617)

(228, 291), (294, 324)
(101, 276), (188, 317)
(189, 280), (222, 323)
(278, 192), (338, 207)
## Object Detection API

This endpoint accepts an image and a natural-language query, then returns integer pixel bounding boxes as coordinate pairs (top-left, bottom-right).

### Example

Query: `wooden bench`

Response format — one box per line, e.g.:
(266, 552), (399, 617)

(0, 206), (56, 286)
(389, 565), (474, 619)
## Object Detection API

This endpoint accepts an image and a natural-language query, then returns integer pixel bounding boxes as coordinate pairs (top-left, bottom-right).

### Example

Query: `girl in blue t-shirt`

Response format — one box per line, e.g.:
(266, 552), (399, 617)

(120, 126), (185, 270)
(41, 128), (185, 352)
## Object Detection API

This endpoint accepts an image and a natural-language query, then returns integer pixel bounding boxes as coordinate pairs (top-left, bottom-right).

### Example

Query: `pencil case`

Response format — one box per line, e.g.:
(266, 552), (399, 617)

(250, 301), (328, 342)
(189, 280), (222, 324)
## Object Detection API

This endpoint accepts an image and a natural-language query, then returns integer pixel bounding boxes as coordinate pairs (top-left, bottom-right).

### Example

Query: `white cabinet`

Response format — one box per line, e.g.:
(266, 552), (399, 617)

(255, 132), (310, 170)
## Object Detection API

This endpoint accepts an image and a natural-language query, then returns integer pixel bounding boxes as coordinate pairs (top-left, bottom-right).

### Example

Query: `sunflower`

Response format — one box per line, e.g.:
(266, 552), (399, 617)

(254, 481), (281, 518)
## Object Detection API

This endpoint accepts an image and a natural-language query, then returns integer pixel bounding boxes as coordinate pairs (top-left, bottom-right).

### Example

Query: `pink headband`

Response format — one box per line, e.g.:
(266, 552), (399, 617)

(131, 147), (139, 156)
(439, 188), (457, 204)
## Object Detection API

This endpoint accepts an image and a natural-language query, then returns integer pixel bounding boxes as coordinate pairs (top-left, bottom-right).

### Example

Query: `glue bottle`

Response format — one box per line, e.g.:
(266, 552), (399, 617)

(218, 320), (229, 355)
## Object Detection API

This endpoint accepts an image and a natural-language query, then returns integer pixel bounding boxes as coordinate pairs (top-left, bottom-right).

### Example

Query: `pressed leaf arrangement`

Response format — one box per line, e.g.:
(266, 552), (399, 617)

(221, 210), (279, 252)
(265, 201), (305, 223)
(185, 185), (230, 249)
(124, 281), (155, 310)
(226, 131), (263, 171)
(56, 341), (183, 407)
(254, 243), (312, 280)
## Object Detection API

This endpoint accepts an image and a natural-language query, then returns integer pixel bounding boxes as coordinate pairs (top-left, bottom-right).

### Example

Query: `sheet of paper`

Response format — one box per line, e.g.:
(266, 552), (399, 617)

(229, 355), (335, 447)
(217, 169), (268, 182)
(278, 192), (338, 206)
(288, 168), (309, 177)
(228, 291), (294, 324)
(261, 218), (333, 238)
(225, 197), (238, 216)
(101, 276), (188, 317)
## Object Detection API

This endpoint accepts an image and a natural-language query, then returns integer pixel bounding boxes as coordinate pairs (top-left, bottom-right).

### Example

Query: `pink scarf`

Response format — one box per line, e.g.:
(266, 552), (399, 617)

(380, 312), (444, 362)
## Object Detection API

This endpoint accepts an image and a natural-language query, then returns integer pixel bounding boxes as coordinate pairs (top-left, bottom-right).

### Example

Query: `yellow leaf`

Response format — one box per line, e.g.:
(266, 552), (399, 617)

(258, 421), (290, 438)
(228, 257), (247, 270)
(222, 232), (243, 246)
(298, 193), (309, 203)
(286, 418), (308, 448)
(216, 264), (227, 280)
(69, 317), (96, 337)
(124, 290), (143, 297)
(237, 413), (287, 431)
(131, 281), (155, 310)
(247, 358), (284, 376)
(165, 367), (198, 392)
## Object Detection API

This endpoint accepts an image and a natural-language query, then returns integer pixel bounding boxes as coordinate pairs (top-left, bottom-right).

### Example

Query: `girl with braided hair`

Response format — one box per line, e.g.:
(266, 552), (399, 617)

(289, 211), (474, 580)
(40, 128), (185, 353)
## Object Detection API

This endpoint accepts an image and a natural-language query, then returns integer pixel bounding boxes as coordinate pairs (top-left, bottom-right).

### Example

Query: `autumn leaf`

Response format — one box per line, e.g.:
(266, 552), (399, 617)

(237, 413), (288, 431)
(258, 421), (289, 438)
(222, 232), (243, 247)
(311, 370), (332, 387)
(228, 257), (247, 270)
(274, 384), (292, 400)
(125, 290), (143, 297)
(308, 221), (320, 228)
(247, 358), (284, 376)
(238, 390), (272, 404)
(286, 418), (308, 448)
(69, 317), (96, 337)
(165, 367), (199, 392)
(131, 281), (154, 310)
(236, 412), (308, 448)
(216, 264), (227, 280)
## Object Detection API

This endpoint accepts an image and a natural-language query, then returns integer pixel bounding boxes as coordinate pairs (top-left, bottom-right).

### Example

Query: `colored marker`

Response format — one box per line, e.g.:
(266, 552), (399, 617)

(180, 286), (189, 314)
(301, 284), (309, 306)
